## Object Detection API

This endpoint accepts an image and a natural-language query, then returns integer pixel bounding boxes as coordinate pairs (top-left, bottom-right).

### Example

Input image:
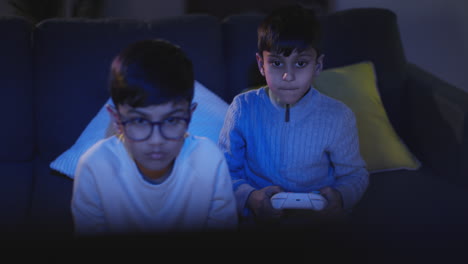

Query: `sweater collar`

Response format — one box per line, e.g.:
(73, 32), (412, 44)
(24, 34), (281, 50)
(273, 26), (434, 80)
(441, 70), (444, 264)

(265, 85), (319, 123)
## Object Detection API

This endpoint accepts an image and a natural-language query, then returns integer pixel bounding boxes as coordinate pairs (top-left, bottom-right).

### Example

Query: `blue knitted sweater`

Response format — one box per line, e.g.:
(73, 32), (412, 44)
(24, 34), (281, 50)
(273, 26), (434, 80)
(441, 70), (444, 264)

(218, 87), (369, 214)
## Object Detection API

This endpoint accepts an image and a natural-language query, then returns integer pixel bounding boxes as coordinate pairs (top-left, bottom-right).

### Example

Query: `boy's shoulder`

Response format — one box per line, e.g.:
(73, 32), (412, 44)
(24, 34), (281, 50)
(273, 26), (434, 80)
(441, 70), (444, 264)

(183, 135), (223, 159)
(79, 136), (123, 163)
(75, 136), (127, 178)
(314, 89), (354, 118)
(179, 135), (226, 176)
(233, 86), (267, 103)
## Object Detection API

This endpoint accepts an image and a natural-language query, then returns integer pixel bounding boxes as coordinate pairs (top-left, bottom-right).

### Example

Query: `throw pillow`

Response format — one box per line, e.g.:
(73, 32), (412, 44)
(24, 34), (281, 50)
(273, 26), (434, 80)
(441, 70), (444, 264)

(313, 61), (420, 172)
(50, 80), (229, 178)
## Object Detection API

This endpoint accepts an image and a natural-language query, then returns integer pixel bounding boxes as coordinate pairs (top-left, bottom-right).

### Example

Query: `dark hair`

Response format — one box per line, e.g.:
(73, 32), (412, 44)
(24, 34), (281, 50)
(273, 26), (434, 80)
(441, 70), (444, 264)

(109, 39), (194, 108)
(257, 5), (321, 57)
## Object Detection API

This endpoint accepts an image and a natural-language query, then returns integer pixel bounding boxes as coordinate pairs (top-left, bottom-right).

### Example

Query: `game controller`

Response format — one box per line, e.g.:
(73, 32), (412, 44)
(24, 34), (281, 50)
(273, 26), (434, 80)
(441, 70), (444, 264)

(270, 192), (328, 211)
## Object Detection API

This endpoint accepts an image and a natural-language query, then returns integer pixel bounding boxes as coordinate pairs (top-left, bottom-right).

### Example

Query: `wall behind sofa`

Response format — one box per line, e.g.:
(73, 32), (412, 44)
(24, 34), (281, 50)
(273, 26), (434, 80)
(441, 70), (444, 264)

(102, 0), (184, 20)
(0, 0), (185, 20)
(334, 0), (468, 93)
(0, 0), (13, 16)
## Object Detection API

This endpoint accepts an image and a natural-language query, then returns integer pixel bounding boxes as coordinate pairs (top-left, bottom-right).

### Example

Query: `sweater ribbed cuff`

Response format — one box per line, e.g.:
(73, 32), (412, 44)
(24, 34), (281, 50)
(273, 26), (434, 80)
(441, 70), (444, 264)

(333, 184), (355, 211)
(234, 183), (256, 216)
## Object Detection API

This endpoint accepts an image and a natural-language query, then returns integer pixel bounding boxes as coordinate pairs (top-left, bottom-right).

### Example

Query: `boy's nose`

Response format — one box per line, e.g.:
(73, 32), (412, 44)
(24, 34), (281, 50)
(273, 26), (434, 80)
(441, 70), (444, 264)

(282, 71), (295, 81)
(147, 125), (165, 144)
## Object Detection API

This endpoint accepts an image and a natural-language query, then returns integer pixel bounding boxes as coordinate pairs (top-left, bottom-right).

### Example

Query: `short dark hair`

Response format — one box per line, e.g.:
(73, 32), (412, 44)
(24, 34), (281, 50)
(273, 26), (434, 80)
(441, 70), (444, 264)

(109, 39), (194, 108)
(257, 5), (321, 57)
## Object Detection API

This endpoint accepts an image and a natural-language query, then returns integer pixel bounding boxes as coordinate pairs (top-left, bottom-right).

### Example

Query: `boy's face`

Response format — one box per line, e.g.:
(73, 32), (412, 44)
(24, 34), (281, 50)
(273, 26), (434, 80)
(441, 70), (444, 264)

(110, 101), (195, 179)
(256, 47), (324, 105)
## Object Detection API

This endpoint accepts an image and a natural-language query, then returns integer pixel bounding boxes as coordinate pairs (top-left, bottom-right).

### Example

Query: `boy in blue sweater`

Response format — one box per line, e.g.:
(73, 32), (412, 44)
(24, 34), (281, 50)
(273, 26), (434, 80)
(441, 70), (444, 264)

(219, 5), (369, 226)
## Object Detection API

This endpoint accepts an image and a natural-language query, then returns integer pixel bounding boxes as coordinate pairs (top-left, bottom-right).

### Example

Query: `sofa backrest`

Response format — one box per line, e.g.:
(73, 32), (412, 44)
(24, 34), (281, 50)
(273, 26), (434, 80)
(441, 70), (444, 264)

(33, 15), (226, 164)
(222, 14), (264, 103)
(0, 17), (34, 232)
(28, 8), (410, 168)
(221, 8), (408, 133)
(0, 17), (34, 162)
(320, 8), (407, 134)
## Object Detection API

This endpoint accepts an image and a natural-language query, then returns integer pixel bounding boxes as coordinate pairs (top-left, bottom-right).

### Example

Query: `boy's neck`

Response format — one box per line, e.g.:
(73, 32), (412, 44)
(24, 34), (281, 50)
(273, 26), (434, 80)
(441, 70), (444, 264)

(137, 161), (174, 182)
(267, 86), (311, 108)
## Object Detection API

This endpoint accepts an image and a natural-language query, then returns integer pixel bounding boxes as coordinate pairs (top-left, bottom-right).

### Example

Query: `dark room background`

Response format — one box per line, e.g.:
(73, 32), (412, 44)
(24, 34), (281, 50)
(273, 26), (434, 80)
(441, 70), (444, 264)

(0, 0), (467, 94)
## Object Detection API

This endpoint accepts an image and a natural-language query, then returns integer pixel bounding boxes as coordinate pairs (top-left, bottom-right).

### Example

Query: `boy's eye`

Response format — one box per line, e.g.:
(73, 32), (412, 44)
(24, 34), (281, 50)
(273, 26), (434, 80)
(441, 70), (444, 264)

(269, 60), (283, 67)
(296, 61), (308, 68)
(164, 116), (185, 125)
(127, 117), (149, 126)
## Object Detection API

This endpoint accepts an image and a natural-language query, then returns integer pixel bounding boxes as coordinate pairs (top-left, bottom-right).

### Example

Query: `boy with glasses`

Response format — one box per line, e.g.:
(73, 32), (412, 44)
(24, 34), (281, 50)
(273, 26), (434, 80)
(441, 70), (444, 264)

(72, 39), (237, 235)
(219, 5), (369, 227)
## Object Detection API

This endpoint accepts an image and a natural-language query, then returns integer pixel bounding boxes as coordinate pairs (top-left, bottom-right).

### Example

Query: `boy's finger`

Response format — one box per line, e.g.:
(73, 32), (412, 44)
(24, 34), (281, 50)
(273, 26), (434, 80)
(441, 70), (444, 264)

(319, 186), (332, 195)
(265, 201), (283, 218)
(264, 185), (283, 197)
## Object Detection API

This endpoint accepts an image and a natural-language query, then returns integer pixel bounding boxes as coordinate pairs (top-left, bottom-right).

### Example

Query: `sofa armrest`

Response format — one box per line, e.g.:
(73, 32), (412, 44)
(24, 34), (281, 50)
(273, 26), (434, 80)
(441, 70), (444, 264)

(403, 63), (468, 187)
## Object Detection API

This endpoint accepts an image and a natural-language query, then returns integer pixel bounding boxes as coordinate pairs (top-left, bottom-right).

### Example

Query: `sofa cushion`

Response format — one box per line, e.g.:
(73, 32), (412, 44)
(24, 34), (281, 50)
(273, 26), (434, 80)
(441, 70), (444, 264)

(314, 61), (420, 172)
(0, 162), (33, 233)
(351, 167), (468, 249)
(29, 159), (73, 235)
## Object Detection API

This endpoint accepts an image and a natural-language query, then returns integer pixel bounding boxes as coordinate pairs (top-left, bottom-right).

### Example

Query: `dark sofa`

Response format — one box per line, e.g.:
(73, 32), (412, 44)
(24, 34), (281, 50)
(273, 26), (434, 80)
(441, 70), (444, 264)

(1, 7), (467, 257)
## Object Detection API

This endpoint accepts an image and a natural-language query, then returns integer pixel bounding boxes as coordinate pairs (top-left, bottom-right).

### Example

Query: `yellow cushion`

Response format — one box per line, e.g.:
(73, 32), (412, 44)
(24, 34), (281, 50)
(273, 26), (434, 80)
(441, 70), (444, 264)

(313, 61), (420, 172)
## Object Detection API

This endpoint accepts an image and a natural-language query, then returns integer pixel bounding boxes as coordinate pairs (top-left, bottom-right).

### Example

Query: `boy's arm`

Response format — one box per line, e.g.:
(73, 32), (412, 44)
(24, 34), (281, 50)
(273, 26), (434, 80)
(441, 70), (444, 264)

(218, 97), (256, 215)
(206, 157), (238, 230)
(329, 108), (369, 211)
(71, 159), (107, 235)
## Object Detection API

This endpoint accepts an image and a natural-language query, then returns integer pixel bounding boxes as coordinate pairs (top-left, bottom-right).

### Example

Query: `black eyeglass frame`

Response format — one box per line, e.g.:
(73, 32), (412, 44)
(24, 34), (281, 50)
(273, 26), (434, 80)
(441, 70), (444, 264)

(119, 115), (191, 142)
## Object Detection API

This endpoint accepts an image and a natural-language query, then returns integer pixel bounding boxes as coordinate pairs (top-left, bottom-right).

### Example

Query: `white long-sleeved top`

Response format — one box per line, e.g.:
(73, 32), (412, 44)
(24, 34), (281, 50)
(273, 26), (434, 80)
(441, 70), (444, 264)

(219, 87), (369, 215)
(72, 135), (237, 235)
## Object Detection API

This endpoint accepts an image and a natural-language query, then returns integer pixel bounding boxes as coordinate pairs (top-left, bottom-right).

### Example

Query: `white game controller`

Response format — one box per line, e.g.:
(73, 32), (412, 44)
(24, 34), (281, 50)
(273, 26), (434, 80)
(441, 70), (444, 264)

(270, 192), (328, 211)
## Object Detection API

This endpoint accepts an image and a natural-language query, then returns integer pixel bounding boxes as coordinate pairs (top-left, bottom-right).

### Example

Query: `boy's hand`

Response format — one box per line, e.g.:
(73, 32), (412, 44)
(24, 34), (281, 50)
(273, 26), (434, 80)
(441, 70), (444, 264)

(247, 186), (283, 221)
(318, 186), (347, 219)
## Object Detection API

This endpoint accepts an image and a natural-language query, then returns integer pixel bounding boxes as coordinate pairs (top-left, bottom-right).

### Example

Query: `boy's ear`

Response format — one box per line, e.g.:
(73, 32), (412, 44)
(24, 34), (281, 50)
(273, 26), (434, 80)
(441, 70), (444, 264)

(106, 104), (118, 120)
(190, 102), (198, 115)
(315, 54), (325, 73)
(106, 104), (122, 134)
(256, 52), (265, 76)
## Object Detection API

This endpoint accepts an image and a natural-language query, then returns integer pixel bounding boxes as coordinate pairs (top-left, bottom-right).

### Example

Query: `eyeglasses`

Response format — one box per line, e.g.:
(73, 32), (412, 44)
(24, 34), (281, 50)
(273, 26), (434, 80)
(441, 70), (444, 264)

(120, 116), (190, 141)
